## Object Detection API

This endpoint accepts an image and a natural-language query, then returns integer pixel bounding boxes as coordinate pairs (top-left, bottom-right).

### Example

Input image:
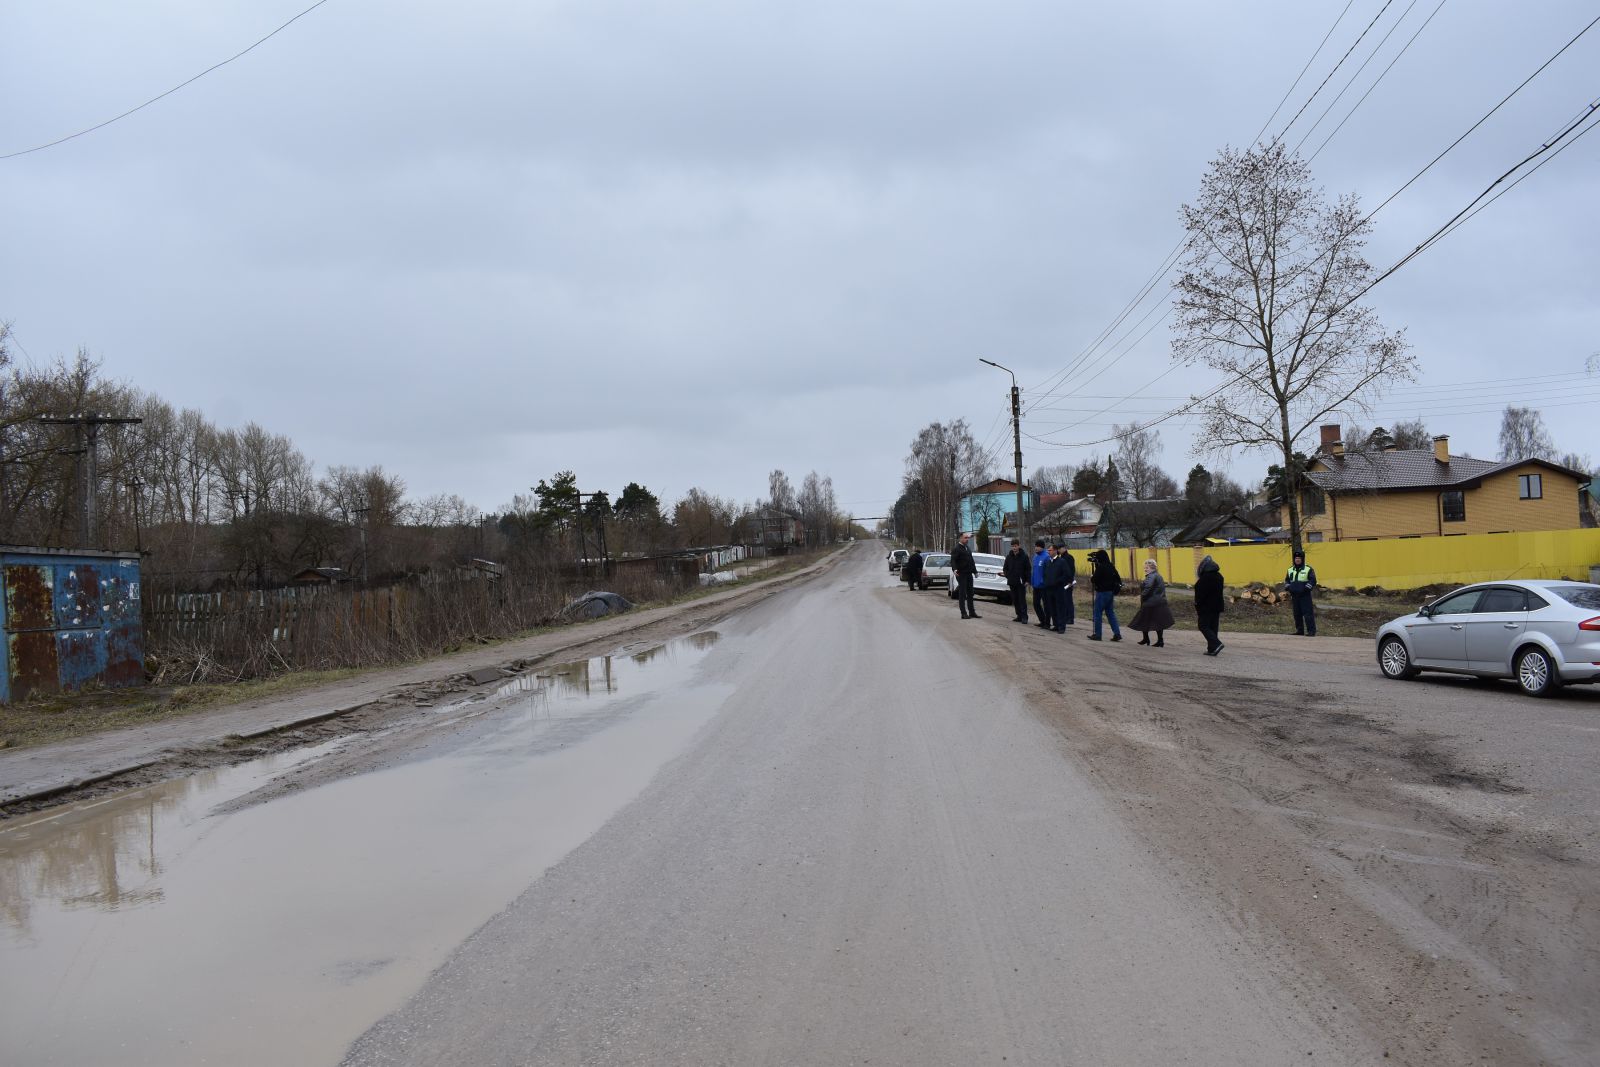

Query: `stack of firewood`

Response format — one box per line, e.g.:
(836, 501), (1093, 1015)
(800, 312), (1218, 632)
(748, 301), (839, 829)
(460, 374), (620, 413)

(1232, 582), (1286, 606)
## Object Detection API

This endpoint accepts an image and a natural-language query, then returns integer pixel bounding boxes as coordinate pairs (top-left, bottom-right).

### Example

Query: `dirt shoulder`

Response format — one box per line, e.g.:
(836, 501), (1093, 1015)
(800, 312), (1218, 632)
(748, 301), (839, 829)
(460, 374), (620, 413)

(0, 547), (851, 816)
(891, 587), (1597, 1066)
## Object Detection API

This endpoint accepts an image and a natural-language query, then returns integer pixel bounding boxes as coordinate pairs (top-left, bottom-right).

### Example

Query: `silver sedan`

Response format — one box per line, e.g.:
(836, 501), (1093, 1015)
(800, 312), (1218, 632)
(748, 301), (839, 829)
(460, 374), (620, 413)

(1375, 579), (1600, 697)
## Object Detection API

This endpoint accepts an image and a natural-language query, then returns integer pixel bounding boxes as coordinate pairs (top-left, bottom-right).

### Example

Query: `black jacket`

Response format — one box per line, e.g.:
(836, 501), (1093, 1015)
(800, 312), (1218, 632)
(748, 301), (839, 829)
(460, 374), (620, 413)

(951, 542), (976, 575)
(902, 552), (924, 583)
(1002, 549), (1030, 582)
(1043, 554), (1073, 590)
(1194, 565), (1225, 613)
(1089, 552), (1121, 593)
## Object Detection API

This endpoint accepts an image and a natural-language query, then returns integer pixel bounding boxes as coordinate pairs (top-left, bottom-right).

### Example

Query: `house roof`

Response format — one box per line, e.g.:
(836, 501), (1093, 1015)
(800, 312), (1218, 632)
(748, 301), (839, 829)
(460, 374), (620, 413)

(1306, 450), (1588, 494)
(1172, 511), (1271, 545)
(1034, 496), (1100, 525)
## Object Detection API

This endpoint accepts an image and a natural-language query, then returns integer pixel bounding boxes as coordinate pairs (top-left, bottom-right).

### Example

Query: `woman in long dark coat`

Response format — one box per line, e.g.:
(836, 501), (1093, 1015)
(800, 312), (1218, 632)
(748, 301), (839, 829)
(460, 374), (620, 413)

(1194, 554), (1225, 655)
(1128, 559), (1176, 646)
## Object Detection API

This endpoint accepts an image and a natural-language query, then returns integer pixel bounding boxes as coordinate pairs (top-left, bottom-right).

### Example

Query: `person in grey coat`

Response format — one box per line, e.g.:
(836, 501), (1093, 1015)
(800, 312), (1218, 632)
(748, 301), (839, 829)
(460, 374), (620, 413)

(1128, 559), (1176, 647)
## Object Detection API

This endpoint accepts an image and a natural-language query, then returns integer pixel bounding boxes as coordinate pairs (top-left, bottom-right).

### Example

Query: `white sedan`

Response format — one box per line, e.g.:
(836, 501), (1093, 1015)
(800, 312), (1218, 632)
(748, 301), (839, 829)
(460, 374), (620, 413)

(945, 552), (1012, 601)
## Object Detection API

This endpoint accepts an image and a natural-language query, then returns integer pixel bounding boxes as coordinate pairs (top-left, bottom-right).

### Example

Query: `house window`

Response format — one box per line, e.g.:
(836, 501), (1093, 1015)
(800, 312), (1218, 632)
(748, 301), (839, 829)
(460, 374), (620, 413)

(1518, 473), (1542, 499)
(1441, 491), (1466, 523)
(1307, 531), (1324, 543)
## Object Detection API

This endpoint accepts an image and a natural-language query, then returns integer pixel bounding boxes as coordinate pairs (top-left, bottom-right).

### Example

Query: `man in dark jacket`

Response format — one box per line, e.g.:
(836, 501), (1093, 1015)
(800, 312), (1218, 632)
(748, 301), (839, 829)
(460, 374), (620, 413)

(1086, 549), (1123, 642)
(902, 548), (924, 591)
(1002, 539), (1031, 622)
(951, 531), (979, 619)
(1285, 550), (1318, 636)
(1044, 543), (1077, 632)
(1030, 539), (1051, 628)
(1194, 554), (1225, 655)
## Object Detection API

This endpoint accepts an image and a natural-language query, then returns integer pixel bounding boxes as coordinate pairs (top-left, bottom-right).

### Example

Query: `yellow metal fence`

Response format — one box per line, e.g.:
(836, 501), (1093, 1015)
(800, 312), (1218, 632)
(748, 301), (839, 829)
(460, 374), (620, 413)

(1121, 528), (1600, 589)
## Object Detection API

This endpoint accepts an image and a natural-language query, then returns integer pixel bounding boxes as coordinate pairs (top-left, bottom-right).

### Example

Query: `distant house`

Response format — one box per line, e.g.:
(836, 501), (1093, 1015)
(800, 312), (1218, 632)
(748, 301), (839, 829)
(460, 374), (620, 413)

(959, 479), (1037, 535)
(289, 566), (350, 586)
(1171, 510), (1273, 546)
(1098, 499), (1191, 548)
(749, 507), (806, 549)
(1034, 496), (1104, 540)
(1290, 425), (1589, 542)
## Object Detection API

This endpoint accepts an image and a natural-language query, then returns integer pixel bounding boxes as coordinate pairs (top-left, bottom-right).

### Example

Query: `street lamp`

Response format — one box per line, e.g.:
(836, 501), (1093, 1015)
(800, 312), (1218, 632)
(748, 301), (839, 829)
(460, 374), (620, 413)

(978, 359), (1027, 547)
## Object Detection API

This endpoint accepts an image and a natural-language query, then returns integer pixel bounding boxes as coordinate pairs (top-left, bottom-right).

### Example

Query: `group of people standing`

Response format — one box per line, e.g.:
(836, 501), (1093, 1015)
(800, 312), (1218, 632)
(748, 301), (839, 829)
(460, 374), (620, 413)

(914, 533), (1247, 656)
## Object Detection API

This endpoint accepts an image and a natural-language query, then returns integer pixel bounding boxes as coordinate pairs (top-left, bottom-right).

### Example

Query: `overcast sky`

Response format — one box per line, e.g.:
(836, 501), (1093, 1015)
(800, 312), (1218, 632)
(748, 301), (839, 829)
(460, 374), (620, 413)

(4, 0), (1597, 522)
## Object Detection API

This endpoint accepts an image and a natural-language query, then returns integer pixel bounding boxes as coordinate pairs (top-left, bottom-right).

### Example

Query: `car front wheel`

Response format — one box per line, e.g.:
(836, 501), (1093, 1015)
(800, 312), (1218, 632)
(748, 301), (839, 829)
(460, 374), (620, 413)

(1515, 647), (1562, 697)
(1378, 636), (1417, 680)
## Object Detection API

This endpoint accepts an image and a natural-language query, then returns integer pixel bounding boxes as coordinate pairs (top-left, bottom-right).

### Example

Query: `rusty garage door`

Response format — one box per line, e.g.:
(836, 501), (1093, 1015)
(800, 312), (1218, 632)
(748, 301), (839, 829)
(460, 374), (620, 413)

(2, 549), (144, 703)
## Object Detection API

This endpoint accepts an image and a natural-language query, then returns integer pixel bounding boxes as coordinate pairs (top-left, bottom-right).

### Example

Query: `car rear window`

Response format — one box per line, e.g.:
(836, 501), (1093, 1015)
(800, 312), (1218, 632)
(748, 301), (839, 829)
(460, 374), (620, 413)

(926, 554), (950, 566)
(974, 554), (1004, 566)
(1550, 584), (1600, 610)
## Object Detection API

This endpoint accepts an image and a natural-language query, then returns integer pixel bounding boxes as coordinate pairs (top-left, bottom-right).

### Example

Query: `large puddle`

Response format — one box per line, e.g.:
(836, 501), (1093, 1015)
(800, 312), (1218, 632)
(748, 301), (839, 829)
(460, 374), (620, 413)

(0, 632), (732, 1066)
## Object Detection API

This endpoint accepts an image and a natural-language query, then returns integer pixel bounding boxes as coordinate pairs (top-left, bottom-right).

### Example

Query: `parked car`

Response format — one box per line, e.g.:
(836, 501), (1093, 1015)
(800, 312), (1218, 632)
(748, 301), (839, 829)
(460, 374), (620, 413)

(931, 552), (1011, 600)
(971, 552), (1010, 601)
(1375, 579), (1600, 696)
(888, 549), (909, 572)
(919, 553), (951, 590)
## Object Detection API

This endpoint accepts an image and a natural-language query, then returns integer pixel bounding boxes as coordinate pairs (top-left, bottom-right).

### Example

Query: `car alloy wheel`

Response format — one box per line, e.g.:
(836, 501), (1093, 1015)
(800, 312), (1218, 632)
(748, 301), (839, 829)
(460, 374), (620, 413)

(1515, 647), (1561, 697)
(1378, 636), (1416, 680)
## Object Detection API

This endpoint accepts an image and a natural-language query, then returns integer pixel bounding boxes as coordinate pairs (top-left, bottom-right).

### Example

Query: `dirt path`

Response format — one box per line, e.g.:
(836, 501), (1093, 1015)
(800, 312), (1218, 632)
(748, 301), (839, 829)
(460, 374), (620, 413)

(0, 548), (850, 816)
(914, 588), (1598, 1066)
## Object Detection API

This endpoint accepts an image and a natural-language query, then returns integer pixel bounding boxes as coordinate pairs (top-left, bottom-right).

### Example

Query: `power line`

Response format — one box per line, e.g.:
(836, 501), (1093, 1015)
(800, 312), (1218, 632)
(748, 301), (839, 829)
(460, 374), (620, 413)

(1291, 0), (1429, 154)
(1306, 0), (1452, 162)
(1, 0), (334, 160)
(1273, 0), (1401, 143)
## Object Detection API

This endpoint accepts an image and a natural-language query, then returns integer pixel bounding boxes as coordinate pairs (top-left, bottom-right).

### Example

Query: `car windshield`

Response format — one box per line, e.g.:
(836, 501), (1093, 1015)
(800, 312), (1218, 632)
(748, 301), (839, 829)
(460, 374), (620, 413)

(1550, 584), (1600, 610)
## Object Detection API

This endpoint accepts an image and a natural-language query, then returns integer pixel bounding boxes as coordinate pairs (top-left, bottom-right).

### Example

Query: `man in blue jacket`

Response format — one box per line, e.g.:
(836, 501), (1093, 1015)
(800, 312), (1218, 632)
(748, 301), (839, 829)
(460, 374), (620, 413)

(1030, 539), (1051, 629)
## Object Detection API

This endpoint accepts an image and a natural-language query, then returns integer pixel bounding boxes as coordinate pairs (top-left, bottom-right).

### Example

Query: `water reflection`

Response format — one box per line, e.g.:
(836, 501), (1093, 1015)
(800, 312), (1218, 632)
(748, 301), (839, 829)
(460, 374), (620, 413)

(0, 628), (735, 1066)
(0, 752), (323, 939)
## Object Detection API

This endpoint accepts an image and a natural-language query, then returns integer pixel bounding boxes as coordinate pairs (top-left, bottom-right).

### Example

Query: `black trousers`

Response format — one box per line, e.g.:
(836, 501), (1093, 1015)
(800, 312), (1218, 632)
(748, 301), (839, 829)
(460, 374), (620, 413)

(1291, 592), (1317, 635)
(1197, 609), (1221, 651)
(1007, 579), (1029, 619)
(1032, 586), (1050, 626)
(1051, 586), (1075, 627)
(956, 572), (976, 615)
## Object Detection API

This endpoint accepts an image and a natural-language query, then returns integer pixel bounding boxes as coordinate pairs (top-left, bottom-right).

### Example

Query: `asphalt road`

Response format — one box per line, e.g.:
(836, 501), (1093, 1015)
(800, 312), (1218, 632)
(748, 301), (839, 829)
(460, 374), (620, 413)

(345, 548), (1376, 1065)
(5, 543), (1593, 1065)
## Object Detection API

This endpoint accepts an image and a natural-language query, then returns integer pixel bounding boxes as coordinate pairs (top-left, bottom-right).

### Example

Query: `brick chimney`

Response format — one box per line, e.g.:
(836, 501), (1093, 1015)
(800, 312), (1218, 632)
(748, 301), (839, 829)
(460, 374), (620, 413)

(1433, 435), (1450, 464)
(1319, 424), (1342, 454)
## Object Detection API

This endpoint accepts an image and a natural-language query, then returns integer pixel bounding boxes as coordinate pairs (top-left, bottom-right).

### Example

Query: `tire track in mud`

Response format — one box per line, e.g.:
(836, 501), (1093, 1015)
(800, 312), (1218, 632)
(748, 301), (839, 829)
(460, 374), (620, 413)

(932, 613), (1598, 1067)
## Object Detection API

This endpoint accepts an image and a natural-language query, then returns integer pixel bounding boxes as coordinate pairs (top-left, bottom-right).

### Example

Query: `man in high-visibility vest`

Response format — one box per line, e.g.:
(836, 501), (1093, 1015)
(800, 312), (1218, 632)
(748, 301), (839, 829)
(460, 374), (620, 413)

(1285, 550), (1318, 636)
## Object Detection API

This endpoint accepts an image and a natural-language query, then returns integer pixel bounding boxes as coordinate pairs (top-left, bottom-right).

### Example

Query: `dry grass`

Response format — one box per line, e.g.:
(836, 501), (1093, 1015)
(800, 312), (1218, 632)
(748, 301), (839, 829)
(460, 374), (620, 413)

(0, 548), (833, 752)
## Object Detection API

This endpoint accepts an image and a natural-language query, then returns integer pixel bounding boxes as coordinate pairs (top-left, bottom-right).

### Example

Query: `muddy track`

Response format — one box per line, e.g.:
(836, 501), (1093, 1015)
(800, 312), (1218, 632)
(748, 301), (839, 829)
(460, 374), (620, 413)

(956, 617), (1596, 1066)
(0, 550), (850, 819)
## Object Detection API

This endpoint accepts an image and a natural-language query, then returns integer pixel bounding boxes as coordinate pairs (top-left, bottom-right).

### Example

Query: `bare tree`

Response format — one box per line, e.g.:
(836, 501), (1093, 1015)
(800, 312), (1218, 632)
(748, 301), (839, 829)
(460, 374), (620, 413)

(767, 469), (796, 514)
(1027, 463), (1076, 495)
(1172, 143), (1413, 550)
(1113, 423), (1167, 500)
(902, 419), (988, 549)
(1498, 405), (1556, 461)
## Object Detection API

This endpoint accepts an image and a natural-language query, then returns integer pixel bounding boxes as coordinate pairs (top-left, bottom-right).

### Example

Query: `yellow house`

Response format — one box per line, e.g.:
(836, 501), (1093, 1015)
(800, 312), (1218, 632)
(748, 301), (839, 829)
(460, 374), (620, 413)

(1286, 426), (1588, 542)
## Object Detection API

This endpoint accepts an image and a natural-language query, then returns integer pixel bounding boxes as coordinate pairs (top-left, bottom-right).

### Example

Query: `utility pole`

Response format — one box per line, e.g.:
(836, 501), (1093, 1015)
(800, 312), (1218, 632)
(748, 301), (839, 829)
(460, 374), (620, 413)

(353, 505), (370, 584)
(979, 359), (1027, 547)
(39, 412), (143, 546)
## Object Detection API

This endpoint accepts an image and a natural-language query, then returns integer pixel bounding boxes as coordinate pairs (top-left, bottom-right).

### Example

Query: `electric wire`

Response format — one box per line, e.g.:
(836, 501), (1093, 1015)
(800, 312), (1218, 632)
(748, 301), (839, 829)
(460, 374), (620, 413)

(1, 0), (335, 160)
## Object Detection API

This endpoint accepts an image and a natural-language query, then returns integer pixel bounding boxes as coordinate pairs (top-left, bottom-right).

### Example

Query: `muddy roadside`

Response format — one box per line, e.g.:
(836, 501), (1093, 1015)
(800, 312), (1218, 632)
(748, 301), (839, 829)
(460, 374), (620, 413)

(0, 547), (852, 818)
(938, 607), (1597, 1066)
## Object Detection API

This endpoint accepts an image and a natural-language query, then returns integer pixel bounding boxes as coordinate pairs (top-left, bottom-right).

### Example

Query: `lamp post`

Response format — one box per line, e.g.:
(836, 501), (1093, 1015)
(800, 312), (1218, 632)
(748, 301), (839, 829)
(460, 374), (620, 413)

(979, 359), (1027, 548)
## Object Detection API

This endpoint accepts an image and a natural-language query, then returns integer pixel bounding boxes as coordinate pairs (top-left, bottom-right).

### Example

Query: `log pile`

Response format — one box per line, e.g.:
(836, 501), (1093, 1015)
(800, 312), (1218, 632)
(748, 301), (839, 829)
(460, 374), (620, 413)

(1233, 581), (1286, 606)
